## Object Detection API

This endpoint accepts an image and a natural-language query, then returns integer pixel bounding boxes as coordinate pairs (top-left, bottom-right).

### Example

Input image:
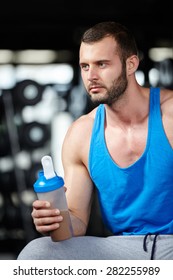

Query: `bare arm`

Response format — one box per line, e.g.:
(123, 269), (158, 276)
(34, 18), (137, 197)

(161, 88), (173, 148)
(32, 113), (95, 237)
(62, 117), (94, 236)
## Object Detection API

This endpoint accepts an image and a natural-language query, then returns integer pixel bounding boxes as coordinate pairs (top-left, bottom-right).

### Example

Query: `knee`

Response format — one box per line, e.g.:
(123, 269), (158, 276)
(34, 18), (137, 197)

(17, 237), (51, 260)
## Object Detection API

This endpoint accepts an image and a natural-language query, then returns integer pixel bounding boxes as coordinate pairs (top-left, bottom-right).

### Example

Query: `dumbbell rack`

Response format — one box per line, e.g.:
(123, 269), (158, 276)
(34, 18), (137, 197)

(0, 89), (41, 258)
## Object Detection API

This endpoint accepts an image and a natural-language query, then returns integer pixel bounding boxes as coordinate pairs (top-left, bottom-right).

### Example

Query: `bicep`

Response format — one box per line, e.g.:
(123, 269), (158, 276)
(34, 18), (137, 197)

(65, 163), (94, 226)
(61, 124), (94, 226)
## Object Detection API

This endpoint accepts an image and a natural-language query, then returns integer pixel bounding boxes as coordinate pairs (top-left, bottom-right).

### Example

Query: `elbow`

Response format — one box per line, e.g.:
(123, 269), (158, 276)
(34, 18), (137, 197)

(70, 214), (88, 236)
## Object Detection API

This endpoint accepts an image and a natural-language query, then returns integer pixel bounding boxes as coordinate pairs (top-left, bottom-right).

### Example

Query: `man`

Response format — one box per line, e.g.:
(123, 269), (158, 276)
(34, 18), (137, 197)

(17, 21), (173, 260)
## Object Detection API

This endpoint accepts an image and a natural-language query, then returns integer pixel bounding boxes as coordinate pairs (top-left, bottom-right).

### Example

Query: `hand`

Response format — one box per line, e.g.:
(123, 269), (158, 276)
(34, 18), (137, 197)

(31, 200), (63, 235)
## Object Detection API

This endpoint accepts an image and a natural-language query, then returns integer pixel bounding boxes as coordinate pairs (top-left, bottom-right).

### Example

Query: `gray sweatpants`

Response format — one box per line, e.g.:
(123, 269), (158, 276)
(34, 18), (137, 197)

(17, 234), (173, 260)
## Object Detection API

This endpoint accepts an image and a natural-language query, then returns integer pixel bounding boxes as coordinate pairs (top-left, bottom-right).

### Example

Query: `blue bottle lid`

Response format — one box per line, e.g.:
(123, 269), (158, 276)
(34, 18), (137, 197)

(33, 171), (64, 193)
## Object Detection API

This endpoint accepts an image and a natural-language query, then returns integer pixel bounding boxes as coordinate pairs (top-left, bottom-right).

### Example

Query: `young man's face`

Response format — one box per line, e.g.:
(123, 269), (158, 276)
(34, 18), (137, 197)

(79, 36), (128, 106)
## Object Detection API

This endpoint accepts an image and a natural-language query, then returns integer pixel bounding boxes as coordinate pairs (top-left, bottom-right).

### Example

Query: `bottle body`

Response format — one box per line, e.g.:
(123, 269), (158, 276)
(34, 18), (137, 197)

(34, 171), (73, 241)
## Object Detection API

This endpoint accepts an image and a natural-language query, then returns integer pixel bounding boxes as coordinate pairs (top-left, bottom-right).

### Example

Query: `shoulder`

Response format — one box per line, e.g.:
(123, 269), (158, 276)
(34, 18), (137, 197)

(66, 107), (98, 140)
(160, 88), (173, 116)
(62, 107), (98, 161)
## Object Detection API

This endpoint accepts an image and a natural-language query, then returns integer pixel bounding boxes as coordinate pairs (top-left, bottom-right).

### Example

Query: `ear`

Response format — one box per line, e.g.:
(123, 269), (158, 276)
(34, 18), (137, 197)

(126, 55), (139, 75)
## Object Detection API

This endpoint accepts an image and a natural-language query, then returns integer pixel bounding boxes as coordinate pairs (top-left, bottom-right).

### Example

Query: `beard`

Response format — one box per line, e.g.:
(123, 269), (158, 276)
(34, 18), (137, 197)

(88, 65), (128, 106)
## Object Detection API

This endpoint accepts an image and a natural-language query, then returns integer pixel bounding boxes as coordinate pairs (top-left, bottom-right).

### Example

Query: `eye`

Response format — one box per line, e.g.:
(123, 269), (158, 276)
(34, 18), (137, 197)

(99, 62), (106, 68)
(80, 64), (89, 71)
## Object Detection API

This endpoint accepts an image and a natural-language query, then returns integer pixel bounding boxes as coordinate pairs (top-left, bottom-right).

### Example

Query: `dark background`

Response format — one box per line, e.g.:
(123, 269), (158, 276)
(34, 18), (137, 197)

(0, 0), (173, 259)
(1, 0), (173, 50)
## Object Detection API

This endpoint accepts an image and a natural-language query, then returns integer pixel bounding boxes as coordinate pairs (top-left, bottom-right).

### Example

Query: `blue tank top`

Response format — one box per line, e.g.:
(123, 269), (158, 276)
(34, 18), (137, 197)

(89, 87), (173, 235)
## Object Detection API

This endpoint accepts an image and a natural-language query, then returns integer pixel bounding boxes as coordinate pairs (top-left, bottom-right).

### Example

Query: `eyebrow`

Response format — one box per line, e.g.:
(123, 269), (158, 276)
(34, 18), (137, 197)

(79, 59), (111, 65)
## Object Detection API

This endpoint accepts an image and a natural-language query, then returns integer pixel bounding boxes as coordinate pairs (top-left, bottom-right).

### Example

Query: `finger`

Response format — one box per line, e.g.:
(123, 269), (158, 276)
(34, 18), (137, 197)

(35, 215), (63, 227)
(34, 216), (63, 233)
(32, 200), (50, 209)
(36, 223), (60, 233)
(31, 208), (60, 219)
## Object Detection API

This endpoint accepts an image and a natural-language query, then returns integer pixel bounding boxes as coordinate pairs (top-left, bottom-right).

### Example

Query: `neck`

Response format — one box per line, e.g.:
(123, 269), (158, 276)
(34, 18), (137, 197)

(105, 86), (149, 126)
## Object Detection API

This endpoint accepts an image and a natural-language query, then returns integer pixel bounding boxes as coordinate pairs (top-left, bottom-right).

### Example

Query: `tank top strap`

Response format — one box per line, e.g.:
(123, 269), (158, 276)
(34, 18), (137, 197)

(88, 104), (105, 177)
(149, 87), (161, 122)
(92, 104), (105, 135)
(149, 87), (164, 137)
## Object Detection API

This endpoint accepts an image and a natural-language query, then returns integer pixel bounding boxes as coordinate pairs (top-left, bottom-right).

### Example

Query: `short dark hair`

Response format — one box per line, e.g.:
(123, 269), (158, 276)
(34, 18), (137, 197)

(81, 21), (138, 62)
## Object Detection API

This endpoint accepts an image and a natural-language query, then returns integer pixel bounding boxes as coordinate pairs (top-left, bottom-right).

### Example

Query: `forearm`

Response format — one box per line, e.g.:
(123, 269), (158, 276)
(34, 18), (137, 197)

(70, 213), (87, 236)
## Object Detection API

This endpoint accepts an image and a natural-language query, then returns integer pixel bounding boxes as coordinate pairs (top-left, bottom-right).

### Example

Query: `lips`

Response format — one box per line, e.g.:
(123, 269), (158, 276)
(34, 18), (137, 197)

(89, 85), (102, 92)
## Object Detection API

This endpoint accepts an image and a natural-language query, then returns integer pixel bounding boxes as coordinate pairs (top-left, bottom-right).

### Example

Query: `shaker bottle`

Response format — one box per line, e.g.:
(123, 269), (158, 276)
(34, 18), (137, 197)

(33, 155), (73, 241)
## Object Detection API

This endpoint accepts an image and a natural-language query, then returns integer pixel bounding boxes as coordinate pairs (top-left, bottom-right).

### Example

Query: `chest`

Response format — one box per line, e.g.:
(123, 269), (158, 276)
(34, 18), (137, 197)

(105, 115), (173, 168)
(105, 123), (148, 168)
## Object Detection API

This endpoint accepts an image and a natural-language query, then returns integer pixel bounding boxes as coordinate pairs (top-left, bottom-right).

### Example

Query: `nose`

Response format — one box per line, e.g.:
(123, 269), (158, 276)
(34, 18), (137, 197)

(87, 67), (98, 81)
